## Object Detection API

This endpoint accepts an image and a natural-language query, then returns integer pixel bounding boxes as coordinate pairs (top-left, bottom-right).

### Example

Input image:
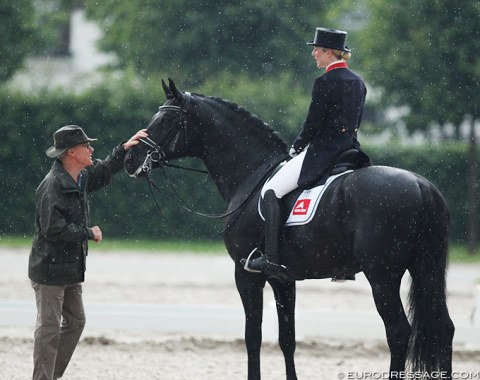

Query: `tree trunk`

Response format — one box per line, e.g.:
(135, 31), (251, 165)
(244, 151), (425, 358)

(467, 118), (478, 255)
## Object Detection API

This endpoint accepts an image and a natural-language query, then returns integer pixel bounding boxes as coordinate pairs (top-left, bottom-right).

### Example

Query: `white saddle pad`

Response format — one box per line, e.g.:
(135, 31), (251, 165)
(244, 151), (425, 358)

(258, 170), (353, 227)
(285, 170), (352, 226)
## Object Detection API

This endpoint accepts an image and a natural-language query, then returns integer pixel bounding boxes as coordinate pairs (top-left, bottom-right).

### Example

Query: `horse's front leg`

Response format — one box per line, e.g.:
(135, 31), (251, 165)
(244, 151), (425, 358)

(235, 265), (267, 380)
(269, 278), (298, 380)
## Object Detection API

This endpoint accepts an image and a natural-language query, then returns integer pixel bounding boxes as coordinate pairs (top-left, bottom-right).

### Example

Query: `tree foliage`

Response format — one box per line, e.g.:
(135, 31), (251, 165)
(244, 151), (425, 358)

(32, 0), (80, 55)
(358, 0), (480, 131)
(0, 0), (81, 82)
(84, 0), (344, 87)
(0, 0), (36, 81)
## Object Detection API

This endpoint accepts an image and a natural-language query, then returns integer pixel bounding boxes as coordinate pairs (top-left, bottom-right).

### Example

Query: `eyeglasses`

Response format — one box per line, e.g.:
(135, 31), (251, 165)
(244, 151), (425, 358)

(79, 143), (92, 149)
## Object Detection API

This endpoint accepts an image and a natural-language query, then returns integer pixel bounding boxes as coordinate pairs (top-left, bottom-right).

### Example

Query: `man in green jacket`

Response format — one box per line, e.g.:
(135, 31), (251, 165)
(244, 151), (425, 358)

(29, 125), (147, 380)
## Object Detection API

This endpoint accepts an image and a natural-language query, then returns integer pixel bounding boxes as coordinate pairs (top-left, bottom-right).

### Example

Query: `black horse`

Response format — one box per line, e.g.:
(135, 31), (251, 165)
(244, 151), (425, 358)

(125, 79), (454, 380)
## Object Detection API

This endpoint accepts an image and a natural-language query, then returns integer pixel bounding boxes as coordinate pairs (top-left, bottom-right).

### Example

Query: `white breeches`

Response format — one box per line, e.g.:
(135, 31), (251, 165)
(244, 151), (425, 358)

(261, 150), (307, 199)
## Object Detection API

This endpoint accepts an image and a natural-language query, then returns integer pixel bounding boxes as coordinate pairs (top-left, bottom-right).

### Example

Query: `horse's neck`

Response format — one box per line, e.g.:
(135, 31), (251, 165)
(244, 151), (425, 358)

(196, 100), (286, 202)
(203, 147), (284, 202)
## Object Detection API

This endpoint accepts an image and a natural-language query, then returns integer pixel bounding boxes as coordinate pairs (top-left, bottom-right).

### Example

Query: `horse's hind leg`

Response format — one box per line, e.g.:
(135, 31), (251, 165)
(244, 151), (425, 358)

(235, 265), (267, 380)
(269, 278), (298, 380)
(364, 272), (411, 377)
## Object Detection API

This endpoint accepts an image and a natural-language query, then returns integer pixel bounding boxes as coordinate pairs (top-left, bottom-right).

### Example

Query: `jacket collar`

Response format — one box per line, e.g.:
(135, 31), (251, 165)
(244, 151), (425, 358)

(326, 60), (348, 72)
(51, 159), (79, 191)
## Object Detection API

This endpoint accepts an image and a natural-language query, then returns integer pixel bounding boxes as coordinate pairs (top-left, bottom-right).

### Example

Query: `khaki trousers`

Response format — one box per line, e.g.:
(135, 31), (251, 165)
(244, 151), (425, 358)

(31, 282), (86, 380)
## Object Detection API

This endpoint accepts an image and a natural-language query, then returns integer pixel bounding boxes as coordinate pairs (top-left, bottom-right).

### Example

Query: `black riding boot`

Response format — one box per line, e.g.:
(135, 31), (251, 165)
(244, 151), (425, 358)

(246, 190), (284, 277)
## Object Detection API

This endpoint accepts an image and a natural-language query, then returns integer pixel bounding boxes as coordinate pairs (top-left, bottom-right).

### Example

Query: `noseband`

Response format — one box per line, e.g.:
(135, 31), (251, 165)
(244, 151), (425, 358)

(136, 92), (192, 176)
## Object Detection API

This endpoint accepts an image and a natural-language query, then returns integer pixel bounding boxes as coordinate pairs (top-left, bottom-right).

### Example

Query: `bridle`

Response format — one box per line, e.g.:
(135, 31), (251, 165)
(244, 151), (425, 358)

(133, 92), (192, 177)
(131, 91), (289, 233)
(132, 91), (243, 223)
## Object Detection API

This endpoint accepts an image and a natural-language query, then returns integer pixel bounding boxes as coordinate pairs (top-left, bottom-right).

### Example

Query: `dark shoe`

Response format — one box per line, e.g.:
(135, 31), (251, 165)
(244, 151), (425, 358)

(245, 252), (282, 274)
(244, 253), (270, 273)
(243, 248), (300, 282)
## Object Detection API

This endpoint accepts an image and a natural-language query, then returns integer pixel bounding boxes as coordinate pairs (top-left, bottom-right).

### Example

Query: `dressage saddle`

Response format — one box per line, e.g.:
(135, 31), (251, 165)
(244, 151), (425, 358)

(330, 148), (368, 176)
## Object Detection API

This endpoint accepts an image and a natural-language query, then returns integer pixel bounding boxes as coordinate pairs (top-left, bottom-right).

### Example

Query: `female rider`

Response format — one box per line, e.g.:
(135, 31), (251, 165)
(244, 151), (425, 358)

(245, 27), (371, 279)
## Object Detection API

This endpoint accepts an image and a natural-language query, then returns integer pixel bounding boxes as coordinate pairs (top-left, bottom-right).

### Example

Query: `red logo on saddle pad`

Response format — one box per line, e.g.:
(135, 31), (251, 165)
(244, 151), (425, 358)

(292, 199), (311, 215)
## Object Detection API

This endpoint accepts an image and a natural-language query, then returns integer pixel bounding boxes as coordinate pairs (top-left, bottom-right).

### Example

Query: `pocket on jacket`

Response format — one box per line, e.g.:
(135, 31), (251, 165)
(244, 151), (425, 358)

(47, 257), (82, 280)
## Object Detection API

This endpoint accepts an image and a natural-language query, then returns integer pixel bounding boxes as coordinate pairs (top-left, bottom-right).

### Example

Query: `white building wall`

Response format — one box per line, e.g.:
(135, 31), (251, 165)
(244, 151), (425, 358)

(8, 8), (116, 92)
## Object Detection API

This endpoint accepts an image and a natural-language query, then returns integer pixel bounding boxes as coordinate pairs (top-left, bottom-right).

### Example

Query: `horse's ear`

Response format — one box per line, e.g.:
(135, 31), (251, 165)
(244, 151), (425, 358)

(162, 79), (174, 99)
(168, 78), (182, 100)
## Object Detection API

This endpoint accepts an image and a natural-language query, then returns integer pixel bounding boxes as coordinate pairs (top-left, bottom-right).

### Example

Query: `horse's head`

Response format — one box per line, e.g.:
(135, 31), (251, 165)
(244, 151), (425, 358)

(126, 78), (288, 195)
(125, 79), (200, 177)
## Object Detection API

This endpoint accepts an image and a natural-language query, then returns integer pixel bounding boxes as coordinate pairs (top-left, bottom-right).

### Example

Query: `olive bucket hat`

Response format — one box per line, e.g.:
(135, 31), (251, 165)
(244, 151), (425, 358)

(306, 27), (351, 52)
(46, 125), (97, 158)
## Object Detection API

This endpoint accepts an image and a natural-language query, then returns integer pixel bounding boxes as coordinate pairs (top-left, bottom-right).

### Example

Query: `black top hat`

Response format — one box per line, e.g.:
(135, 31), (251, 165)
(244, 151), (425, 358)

(46, 125), (97, 158)
(307, 27), (351, 52)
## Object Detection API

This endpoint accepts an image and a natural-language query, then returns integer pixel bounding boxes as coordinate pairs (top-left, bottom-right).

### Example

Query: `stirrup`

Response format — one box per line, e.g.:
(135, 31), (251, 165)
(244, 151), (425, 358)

(243, 248), (263, 273)
(243, 248), (302, 282)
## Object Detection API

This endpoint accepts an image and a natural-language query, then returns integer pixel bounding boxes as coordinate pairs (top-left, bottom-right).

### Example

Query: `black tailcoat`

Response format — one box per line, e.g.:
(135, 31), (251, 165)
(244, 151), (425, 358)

(292, 66), (370, 187)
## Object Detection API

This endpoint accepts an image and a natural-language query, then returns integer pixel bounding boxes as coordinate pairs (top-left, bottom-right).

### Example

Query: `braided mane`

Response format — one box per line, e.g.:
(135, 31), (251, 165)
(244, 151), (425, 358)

(192, 92), (288, 152)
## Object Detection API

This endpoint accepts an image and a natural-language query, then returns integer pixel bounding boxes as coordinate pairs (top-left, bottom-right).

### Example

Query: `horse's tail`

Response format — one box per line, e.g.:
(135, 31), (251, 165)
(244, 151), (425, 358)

(407, 177), (454, 374)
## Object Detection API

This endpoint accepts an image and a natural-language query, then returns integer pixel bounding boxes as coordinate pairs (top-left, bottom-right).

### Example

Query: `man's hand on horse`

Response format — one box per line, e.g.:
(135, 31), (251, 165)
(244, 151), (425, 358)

(123, 129), (148, 150)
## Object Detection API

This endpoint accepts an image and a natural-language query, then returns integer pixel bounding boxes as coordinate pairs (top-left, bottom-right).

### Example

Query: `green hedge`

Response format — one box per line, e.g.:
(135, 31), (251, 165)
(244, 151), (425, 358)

(0, 80), (225, 241)
(0, 82), (477, 243)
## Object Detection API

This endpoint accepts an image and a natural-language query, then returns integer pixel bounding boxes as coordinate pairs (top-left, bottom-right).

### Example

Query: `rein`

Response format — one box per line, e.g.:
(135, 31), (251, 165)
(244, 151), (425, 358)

(163, 162), (208, 174)
(143, 155), (288, 236)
